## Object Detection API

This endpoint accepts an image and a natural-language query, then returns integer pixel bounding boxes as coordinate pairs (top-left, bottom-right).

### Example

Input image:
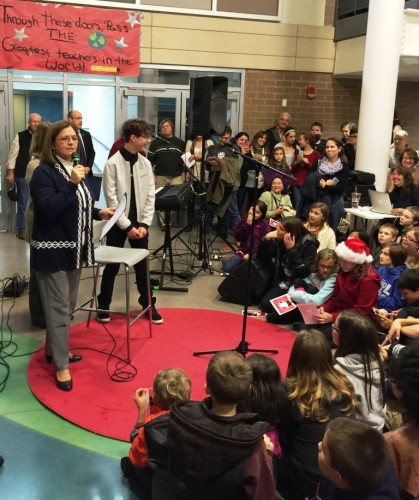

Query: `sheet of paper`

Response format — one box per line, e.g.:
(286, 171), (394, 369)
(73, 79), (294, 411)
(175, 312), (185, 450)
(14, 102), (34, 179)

(181, 152), (196, 168)
(100, 193), (127, 241)
(296, 303), (321, 324)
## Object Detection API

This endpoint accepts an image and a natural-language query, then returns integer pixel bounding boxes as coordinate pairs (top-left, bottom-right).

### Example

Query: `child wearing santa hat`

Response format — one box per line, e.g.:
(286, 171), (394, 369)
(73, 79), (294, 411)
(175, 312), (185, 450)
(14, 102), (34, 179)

(312, 238), (381, 341)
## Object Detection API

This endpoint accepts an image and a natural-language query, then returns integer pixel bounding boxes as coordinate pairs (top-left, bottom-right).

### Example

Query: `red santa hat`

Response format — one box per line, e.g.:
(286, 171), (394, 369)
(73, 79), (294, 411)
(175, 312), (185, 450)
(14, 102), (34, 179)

(335, 238), (373, 264)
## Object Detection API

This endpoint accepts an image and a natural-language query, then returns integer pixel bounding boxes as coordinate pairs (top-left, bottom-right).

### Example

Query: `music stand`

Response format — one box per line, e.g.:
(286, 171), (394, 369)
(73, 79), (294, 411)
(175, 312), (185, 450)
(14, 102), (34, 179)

(193, 152), (296, 357)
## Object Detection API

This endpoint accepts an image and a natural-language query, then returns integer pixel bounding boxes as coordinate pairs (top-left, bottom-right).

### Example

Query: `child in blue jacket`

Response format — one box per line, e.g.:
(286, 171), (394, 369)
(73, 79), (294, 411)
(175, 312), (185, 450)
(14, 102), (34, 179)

(377, 243), (407, 313)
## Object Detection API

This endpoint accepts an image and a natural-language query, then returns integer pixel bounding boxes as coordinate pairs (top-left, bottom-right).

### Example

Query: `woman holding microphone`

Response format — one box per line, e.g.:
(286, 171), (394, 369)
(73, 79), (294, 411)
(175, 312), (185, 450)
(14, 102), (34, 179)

(30, 121), (114, 391)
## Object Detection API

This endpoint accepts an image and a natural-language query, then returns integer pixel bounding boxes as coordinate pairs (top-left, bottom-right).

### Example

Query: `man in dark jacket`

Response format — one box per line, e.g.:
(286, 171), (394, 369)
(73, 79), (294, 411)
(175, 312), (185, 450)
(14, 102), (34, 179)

(67, 109), (96, 175)
(6, 112), (42, 239)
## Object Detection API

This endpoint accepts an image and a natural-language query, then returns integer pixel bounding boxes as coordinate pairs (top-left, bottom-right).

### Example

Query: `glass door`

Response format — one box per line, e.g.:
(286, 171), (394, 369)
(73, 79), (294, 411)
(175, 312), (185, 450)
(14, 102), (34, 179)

(122, 89), (184, 138)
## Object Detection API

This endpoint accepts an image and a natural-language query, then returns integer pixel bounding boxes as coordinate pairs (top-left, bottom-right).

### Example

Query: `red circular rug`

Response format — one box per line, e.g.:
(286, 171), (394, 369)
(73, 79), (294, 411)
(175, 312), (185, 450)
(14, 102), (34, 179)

(27, 308), (296, 442)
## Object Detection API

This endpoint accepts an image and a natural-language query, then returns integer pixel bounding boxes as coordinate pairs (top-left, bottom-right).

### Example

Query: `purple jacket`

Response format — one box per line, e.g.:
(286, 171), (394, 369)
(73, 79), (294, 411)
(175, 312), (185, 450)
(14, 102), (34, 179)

(234, 218), (271, 256)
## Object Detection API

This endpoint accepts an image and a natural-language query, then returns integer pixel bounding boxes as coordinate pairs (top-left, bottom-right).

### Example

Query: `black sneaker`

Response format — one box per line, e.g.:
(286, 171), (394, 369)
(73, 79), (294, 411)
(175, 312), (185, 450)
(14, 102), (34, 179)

(142, 303), (163, 325)
(97, 312), (110, 323)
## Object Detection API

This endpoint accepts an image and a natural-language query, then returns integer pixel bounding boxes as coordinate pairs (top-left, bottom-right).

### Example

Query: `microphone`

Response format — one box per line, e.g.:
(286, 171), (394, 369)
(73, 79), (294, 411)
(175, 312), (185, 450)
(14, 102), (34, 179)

(71, 152), (81, 165)
(71, 152), (84, 185)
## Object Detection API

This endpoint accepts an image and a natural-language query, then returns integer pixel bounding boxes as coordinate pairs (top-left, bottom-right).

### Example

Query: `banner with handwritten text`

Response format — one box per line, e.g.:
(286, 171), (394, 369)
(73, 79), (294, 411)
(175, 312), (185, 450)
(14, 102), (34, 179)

(0, 1), (141, 76)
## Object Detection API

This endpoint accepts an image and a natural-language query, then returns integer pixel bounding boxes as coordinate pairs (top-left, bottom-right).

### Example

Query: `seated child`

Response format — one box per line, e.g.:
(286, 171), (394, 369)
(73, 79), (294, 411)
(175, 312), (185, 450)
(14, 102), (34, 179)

(376, 268), (419, 347)
(385, 346), (419, 499)
(377, 243), (407, 313)
(273, 249), (338, 324)
(399, 206), (419, 235)
(167, 351), (276, 500)
(372, 223), (398, 268)
(121, 368), (191, 494)
(221, 200), (270, 275)
(317, 417), (399, 498)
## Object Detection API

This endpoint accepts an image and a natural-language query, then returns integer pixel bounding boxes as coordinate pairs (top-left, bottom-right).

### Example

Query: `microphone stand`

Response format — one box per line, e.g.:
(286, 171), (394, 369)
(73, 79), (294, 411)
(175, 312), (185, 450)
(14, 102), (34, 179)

(193, 150), (294, 357)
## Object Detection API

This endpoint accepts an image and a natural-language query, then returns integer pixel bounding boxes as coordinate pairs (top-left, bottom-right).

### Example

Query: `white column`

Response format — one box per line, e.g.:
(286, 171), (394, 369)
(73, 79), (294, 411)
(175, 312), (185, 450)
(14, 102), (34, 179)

(355, 0), (405, 192)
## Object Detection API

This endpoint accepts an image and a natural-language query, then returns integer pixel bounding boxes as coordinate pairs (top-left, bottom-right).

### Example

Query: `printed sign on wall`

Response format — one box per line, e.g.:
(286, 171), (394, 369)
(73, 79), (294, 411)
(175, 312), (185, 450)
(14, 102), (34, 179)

(0, 1), (141, 76)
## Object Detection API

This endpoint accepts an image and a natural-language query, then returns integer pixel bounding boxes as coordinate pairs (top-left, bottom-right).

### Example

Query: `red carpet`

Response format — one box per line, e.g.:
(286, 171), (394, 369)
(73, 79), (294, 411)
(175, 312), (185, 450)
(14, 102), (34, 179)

(27, 308), (295, 442)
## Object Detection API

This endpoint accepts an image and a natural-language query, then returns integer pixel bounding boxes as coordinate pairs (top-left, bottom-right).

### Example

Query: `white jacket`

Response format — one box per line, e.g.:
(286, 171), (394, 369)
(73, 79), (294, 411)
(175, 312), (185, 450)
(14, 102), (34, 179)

(335, 353), (386, 431)
(103, 151), (155, 230)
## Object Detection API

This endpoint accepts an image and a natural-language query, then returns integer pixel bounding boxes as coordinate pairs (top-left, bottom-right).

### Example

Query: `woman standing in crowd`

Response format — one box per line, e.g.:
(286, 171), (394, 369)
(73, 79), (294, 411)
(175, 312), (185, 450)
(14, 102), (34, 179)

(333, 310), (386, 430)
(280, 127), (299, 167)
(30, 120), (114, 391)
(276, 329), (356, 499)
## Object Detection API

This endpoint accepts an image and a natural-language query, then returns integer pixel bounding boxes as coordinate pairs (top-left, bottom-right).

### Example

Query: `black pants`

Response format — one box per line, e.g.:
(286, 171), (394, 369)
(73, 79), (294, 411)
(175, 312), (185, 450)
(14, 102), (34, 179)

(98, 225), (150, 309)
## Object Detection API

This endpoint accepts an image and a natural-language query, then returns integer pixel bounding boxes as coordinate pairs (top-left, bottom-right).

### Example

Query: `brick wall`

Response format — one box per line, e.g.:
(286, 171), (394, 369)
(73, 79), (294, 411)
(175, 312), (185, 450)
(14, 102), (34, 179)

(324, 0), (336, 26)
(243, 70), (419, 148)
(243, 70), (362, 140)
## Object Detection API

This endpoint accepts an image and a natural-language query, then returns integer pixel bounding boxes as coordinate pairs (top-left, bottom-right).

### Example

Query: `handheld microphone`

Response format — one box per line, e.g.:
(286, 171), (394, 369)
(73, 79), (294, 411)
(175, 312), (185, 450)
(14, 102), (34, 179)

(71, 152), (84, 185)
(71, 152), (81, 166)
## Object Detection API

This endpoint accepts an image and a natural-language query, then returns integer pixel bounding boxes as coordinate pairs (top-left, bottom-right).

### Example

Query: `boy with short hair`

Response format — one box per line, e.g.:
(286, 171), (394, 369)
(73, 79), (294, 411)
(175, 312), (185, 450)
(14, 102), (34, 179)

(310, 121), (327, 155)
(167, 351), (276, 500)
(317, 417), (399, 498)
(120, 368), (191, 494)
(373, 223), (399, 268)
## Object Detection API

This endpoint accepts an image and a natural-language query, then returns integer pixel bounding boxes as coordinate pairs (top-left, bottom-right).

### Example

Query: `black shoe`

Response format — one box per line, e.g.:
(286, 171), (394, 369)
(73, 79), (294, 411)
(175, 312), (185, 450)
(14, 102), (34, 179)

(55, 375), (73, 391)
(0, 455), (4, 467)
(97, 312), (110, 323)
(45, 353), (83, 364)
(140, 299), (163, 325)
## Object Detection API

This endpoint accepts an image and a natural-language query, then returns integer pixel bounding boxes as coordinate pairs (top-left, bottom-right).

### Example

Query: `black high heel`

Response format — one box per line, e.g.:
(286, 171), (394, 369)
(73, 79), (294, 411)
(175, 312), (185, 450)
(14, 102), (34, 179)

(55, 375), (73, 391)
(45, 353), (83, 364)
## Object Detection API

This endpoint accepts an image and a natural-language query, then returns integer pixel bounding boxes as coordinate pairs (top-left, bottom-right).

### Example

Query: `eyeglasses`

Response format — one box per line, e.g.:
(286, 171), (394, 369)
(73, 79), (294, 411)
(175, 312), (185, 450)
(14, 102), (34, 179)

(331, 324), (340, 334)
(403, 235), (417, 244)
(58, 136), (78, 143)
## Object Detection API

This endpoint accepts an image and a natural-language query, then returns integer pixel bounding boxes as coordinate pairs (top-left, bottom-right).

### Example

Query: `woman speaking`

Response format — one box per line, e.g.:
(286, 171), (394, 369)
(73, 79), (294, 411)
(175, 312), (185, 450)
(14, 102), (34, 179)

(30, 121), (114, 391)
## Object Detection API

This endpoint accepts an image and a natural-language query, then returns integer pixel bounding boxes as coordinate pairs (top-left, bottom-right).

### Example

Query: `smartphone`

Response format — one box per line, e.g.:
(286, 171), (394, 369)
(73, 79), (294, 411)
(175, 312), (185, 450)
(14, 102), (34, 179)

(332, 176), (340, 184)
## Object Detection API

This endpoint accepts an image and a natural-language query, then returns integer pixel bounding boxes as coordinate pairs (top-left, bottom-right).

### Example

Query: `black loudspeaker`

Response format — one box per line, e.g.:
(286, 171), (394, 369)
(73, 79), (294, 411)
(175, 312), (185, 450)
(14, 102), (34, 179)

(189, 76), (228, 136)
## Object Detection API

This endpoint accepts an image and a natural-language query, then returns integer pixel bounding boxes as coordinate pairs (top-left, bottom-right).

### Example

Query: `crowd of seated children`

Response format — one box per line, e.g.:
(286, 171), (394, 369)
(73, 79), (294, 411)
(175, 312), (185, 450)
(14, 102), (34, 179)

(262, 144), (293, 192)
(221, 201), (270, 275)
(120, 368), (191, 495)
(303, 202), (336, 251)
(312, 238), (381, 341)
(276, 329), (356, 500)
(167, 351), (276, 500)
(258, 177), (295, 221)
(317, 417), (400, 498)
(333, 310), (386, 430)
(384, 346), (419, 499)
(376, 243), (407, 313)
(257, 217), (318, 323)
